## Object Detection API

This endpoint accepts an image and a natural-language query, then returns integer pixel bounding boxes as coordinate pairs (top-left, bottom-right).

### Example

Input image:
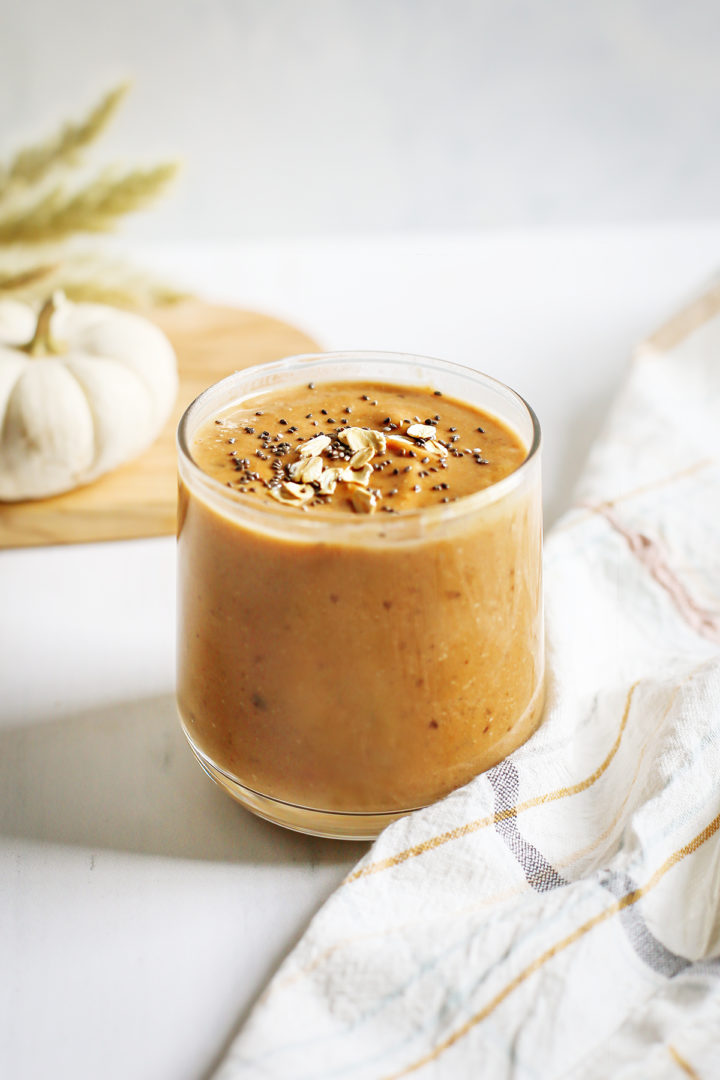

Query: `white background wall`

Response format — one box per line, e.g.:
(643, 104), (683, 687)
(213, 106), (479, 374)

(1, 0), (720, 241)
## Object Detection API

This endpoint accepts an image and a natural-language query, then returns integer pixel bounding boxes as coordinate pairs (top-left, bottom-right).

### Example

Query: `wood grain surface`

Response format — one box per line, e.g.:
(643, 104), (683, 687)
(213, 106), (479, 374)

(0, 301), (320, 548)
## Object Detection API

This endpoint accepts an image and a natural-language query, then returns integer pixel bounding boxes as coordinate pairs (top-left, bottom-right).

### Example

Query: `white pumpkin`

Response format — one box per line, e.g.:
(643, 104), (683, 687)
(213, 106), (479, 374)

(0, 294), (178, 501)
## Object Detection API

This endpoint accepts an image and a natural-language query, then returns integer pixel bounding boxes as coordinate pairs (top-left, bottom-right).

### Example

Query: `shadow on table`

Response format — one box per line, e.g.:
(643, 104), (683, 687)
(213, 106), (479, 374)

(0, 694), (365, 867)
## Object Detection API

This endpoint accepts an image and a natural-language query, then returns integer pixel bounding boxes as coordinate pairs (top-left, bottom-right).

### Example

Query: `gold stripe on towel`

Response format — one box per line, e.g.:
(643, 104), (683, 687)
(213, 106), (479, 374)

(640, 278), (720, 355)
(386, 814), (720, 1079)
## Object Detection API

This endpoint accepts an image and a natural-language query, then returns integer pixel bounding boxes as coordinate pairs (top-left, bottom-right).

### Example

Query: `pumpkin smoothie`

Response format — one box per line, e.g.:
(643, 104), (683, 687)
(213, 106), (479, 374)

(177, 354), (544, 837)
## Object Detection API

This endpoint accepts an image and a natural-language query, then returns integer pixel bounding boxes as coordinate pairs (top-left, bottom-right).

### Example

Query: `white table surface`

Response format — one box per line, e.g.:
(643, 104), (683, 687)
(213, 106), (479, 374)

(2, 225), (720, 1080)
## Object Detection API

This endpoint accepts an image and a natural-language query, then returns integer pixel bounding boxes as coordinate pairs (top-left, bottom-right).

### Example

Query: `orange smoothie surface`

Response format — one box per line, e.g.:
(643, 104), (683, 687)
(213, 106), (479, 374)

(190, 380), (526, 515)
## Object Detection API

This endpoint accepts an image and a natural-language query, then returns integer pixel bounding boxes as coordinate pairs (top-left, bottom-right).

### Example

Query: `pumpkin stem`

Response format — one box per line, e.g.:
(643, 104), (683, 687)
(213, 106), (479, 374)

(21, 296), (67, 357)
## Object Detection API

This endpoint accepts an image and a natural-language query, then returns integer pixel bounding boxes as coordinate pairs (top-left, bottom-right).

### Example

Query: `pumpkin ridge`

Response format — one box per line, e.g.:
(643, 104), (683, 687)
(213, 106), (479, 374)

(58, 359), (102, 473)
(65, 305), (176, 424)
(0, 360), (95, 498)
(62, 354), (156, 477)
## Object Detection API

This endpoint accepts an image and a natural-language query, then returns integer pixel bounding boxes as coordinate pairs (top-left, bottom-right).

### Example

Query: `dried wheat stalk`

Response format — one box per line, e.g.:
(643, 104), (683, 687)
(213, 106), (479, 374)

(0, 164), (178, 244)
(0, 84), (130, 197)
(0, 84), (184, 307)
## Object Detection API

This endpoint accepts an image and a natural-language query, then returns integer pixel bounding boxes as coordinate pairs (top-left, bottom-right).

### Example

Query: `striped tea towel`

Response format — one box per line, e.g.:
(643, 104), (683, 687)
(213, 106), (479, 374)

(216, 282), (720, 1079)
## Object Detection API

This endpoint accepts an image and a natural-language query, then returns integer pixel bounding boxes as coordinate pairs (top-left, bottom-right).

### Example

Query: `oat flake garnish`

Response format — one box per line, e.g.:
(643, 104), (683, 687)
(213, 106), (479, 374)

(385, 434), (417, 456)
(342, 462), (373, 486)
(423, 438), (448, 458)
(268, 481), (315, 506)
(297, 434), (331, 457)
(349, 446), (374, 469)
(317, 467), (344, 495)
(347, 484), (378, 514)
(406, 423), (437, 440)
(339, 427), (387, 454)
(288, 456), (323, 483)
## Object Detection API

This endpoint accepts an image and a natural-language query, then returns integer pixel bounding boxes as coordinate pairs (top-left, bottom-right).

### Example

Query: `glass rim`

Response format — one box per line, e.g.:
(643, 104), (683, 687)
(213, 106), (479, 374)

(177, 350), (542, 537)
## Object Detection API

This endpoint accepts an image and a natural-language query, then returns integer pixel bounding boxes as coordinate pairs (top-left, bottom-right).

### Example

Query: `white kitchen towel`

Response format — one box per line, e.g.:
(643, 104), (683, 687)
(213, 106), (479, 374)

(217, 283), (720, 1079)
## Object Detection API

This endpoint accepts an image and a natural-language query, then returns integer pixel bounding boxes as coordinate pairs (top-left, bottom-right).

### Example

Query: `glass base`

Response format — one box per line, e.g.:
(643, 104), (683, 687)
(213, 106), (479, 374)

(184, 735), (419, 839)
(181, 677), (546, 840)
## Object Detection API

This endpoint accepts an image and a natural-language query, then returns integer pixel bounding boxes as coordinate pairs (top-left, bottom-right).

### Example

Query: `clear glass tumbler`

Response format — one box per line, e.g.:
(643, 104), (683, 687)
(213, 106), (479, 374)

(177, 352), (543, 839)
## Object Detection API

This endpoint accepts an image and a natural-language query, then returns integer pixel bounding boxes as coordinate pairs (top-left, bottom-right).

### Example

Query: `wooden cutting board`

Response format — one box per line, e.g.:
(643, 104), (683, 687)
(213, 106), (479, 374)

(0, 301), (320, 548)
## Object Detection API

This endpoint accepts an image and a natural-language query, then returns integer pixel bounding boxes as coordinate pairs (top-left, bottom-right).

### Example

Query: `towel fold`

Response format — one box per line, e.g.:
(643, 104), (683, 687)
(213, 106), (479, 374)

(217, 281), (720, 1079)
